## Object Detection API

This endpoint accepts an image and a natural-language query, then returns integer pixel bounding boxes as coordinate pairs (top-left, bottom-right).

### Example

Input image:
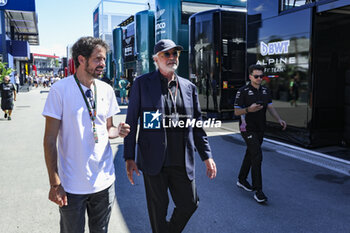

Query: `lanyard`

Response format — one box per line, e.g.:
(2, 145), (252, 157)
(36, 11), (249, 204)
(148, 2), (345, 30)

(74, 74), (98, 143)
(168, 78), (178, 114)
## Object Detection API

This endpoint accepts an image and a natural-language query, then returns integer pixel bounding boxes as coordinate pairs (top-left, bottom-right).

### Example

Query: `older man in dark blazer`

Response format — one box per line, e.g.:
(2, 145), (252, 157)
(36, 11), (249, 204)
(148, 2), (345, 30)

(124, 39), (217, 233)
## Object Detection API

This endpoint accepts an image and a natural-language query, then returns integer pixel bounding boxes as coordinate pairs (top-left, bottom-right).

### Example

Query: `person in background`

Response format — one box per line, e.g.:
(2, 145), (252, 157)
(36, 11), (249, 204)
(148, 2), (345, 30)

(0, 75), (16, 120)
(101, 75), (113, 86)
(289, 72), (301, 107)
(14, 73), (20, 93)
(33, 76), (38, 88)
(27, 75), (33, 90)
(234, 64), (287, 203)
(118, 76), (130, 105)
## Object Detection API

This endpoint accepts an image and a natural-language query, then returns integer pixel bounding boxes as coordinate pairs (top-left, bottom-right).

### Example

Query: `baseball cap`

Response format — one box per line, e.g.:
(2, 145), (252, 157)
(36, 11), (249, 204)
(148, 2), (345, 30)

(154, 39), (183, 54)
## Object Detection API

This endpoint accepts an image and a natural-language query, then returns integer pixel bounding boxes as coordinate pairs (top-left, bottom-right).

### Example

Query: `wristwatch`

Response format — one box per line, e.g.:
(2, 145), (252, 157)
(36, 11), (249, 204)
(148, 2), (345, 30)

(245, 108), (249, 113)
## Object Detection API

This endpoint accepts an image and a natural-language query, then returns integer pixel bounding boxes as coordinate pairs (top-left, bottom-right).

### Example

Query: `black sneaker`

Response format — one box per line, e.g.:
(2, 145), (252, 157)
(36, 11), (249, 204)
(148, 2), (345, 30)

(7, 116), (11, 121)
(236, 180), (253, 192)
(254, 190), (267, 203)
(4, 113), (7, 118)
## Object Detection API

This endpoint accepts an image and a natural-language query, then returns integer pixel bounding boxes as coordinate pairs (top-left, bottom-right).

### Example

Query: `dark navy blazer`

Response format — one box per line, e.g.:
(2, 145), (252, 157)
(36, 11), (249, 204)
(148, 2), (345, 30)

(123, 71), (212, 180)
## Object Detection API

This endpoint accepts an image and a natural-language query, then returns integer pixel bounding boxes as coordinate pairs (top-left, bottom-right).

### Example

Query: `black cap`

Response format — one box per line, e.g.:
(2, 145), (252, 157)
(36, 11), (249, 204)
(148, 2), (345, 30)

(153, 39), (183, 54)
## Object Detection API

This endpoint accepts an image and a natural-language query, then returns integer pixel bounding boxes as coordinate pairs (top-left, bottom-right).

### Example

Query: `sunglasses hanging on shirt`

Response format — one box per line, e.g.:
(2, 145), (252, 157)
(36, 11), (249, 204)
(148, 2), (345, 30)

(85, 89), (95, 109)
(168, 79), (179, 123)
(74, 74), (98, 143)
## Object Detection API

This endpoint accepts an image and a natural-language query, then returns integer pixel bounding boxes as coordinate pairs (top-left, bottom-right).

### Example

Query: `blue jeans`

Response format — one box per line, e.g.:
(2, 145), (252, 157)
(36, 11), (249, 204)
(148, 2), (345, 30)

(59, 184), (115, 233)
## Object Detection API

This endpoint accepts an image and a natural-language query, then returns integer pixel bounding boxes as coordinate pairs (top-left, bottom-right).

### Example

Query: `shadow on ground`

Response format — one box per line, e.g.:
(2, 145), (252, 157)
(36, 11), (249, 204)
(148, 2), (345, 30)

(113, 144), (151, 233)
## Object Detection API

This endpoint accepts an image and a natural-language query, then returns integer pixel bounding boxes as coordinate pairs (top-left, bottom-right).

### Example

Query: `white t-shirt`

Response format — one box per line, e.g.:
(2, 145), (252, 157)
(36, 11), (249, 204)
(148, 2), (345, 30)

(42, 75), (120, 194)
(15, 76), (20, 84)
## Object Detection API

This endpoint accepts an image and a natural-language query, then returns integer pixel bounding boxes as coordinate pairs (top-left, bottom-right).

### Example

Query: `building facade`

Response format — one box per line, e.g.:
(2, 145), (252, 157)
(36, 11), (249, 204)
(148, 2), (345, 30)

(32, 53), (61, 75)
(0, 0), (39, 84)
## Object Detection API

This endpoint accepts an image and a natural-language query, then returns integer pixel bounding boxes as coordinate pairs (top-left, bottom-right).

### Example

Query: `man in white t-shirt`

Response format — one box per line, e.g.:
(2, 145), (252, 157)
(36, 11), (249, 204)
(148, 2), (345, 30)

(14, 73), (20, 92)
(43, 37), (130, 233)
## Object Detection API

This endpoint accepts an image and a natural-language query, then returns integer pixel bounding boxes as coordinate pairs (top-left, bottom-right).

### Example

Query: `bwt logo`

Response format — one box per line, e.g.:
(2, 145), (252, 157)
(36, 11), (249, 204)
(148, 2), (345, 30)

(0, 0), (8, 7)
(143, 110), (162, 129)
(260, 40), (290, 56)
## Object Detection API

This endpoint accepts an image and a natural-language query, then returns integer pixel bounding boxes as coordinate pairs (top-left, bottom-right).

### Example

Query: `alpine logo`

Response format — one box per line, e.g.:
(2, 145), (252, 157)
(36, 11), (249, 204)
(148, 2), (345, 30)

(236, 91), (241, 98)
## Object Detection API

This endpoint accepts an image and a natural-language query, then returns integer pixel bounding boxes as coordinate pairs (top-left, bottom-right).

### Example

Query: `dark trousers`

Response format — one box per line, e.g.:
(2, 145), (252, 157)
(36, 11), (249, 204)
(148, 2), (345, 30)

(143, 166), (199, 233)
(238, 131), (264, 191)
(59, 184), (115, 233)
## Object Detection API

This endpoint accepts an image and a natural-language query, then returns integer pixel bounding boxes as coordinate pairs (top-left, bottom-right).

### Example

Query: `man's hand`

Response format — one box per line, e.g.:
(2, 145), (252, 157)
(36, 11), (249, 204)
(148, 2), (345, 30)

(118, 122), (130, 138)
(279, 119), (287, 130)
(267, 104), (286, 130)
(125, 159), (140, 185)
(49, 185), (67, 207)
(204, 158), (217, 179)
(248, 103), (263, 112)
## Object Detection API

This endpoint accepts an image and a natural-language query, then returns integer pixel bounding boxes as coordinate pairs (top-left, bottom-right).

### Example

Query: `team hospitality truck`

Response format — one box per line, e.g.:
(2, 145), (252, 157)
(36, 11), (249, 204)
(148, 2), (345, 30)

(113, 11), (155, 88)
(155, 0), (246, 79)
(112, 0), (246, 83)
(189, 8), (246, 119)
(247, 0), (350, 148)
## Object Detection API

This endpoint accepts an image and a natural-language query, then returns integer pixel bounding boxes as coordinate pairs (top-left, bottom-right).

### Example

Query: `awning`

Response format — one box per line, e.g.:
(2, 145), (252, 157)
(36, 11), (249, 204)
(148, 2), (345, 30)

(33, 53), (59, 58)
(5, 10), (39, 45)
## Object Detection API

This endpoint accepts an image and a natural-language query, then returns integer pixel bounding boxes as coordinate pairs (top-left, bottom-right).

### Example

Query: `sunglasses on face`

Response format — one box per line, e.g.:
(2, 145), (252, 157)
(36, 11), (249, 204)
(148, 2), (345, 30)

(252, 74), (264, 79)
(162, 51), (179, 58)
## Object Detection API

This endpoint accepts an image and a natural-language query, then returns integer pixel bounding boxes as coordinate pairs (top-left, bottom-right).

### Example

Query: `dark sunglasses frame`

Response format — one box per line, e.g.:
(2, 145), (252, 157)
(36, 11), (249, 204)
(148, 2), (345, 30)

(162, 51), (180, 58)
(251, 74), (264, 79)
(85, 89), (93, 98)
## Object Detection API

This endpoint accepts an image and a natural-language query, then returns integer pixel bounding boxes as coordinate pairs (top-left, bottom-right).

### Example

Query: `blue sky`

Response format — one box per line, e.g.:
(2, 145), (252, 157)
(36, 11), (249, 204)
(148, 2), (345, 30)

(30, 0), (98, 57)
(30, 0), (149, 57)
